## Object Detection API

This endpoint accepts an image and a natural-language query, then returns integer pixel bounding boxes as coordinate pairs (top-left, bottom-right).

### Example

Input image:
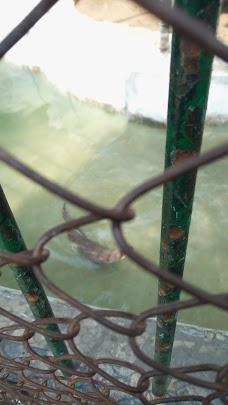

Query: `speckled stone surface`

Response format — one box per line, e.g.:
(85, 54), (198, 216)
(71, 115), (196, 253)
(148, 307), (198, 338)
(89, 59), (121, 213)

(0, 287), (227, 404)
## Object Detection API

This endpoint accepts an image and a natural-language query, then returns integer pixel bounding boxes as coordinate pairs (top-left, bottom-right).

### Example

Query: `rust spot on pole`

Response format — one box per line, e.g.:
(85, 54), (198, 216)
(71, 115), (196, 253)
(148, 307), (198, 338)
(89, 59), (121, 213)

(172, 150), (197, 166)
(165, 281), (176, 288)
(163, 315), (175, 323)
(169, 227), (184, 239)
(164, 343), (172, 350)
(27, 294), (39, 302)
(180, 39), (201, 58)
(161, 240), (170, 252)
(159, 287), (167, 297)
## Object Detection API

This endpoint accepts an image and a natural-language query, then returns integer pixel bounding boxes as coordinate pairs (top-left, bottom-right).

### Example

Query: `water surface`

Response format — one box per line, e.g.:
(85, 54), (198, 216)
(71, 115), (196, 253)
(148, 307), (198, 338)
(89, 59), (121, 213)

(0, 71), (227, 331)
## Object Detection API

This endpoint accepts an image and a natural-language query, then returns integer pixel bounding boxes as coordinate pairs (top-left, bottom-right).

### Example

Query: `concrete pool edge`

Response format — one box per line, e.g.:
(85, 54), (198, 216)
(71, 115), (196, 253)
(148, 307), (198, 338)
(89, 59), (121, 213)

(1, 285), (227, 334)
(1, 285), (227, 333)
(1, 0), (228, 127)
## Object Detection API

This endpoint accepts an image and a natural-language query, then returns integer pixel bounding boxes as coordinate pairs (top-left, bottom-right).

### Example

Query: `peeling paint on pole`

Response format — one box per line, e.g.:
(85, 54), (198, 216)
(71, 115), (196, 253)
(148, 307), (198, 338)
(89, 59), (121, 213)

(0, 185), (75, 372)
(152, 0), (220, 397)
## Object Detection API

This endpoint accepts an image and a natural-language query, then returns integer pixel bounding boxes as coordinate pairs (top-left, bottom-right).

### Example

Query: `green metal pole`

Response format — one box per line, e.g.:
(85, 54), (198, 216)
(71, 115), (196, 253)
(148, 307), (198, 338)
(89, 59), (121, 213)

(152, 0), (220, 397)
(0, 185), (74, 372)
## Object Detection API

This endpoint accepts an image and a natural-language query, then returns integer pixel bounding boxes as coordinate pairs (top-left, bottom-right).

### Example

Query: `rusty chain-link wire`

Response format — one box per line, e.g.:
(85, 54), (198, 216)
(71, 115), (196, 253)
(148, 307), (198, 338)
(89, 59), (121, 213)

(0, 0), (228, 403)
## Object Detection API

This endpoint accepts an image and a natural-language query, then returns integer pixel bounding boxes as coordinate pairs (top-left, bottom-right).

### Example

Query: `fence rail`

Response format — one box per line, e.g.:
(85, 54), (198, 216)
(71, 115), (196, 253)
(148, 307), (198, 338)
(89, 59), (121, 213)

(0, 0), (227, 403)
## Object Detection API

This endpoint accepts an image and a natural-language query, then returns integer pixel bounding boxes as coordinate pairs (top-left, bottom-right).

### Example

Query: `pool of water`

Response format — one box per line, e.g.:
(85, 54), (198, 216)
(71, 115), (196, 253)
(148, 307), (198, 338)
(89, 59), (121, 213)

(0, 71), (227, 331)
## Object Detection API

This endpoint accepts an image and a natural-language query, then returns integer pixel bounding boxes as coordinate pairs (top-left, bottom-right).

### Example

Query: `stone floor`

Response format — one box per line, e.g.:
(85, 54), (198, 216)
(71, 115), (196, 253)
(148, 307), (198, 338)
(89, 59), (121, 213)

(0, 287), (227, 403)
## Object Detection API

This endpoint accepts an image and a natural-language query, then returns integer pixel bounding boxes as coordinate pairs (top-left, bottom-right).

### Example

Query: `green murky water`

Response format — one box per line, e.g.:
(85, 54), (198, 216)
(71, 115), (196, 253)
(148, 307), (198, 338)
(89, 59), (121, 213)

(0, 74), (227, 331)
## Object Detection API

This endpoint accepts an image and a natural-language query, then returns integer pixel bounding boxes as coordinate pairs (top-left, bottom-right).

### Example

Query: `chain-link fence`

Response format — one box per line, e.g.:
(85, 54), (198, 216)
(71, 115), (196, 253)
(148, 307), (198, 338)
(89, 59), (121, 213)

(0, 0), (227, 403)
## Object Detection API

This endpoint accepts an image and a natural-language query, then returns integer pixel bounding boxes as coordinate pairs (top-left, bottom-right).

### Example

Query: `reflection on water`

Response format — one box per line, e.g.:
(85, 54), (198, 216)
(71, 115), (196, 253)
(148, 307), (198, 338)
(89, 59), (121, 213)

(0, 87), (227, 331)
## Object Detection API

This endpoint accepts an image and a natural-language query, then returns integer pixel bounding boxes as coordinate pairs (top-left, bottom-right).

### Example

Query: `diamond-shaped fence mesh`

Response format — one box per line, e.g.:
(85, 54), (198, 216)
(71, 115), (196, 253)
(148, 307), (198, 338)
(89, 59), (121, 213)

(0, 0), (227, 404)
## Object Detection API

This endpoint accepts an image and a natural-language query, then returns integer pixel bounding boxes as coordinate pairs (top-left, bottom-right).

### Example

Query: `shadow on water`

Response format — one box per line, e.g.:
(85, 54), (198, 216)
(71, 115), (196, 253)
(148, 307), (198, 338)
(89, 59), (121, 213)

(0, 64), (227, 330)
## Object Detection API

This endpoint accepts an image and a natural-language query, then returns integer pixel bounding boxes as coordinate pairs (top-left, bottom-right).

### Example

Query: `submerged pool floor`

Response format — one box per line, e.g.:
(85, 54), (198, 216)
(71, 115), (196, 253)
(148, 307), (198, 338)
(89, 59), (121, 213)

(0, 94), (227, 330)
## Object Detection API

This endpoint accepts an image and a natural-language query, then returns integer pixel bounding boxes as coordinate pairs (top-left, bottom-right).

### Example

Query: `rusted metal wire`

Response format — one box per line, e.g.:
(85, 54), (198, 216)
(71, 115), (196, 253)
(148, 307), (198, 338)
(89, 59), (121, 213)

(0, 0), (227, 403)
(0, 0), (59, 59)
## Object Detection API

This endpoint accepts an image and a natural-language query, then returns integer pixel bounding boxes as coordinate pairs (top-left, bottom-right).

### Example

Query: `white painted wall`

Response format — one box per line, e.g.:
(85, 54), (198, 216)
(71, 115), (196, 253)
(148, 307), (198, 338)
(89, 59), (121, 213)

(1, 0), (228, 124)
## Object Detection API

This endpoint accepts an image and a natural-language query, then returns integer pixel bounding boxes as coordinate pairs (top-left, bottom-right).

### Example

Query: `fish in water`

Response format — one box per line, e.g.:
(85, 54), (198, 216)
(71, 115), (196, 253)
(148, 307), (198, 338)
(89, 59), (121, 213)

(62, 204), (125, 264)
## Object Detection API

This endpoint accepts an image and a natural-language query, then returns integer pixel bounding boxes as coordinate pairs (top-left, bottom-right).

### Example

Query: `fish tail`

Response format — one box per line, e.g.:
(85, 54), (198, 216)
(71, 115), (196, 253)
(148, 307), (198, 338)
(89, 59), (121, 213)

(63, 203), (71, 222)
(62, 204), (85, 237)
